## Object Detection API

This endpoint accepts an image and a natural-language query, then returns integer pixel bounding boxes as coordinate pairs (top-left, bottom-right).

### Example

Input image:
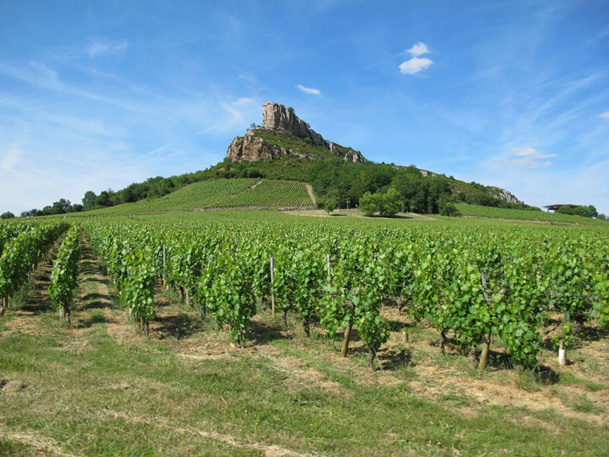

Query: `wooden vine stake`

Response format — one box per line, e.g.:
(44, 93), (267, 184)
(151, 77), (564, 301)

(478, 271), (493, 372)
(270, 257), (275, 320)
(162, 245), (167, 289)
(341, 301), (355, 357)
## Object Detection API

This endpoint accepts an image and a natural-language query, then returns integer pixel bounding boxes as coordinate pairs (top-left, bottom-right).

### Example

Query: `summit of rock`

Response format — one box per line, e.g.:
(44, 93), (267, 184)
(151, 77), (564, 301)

(227, 102), (366, 163)
(260, 102), (328, 147)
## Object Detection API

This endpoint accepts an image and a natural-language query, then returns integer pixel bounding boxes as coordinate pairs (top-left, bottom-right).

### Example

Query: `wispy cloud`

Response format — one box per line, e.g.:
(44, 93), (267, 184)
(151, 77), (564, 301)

(399, 42), (433, 75)
(86, 38), (128, 58)
(195, 98), (258, 136)
(0, 144), (22, 172)
(0, 62), (141, 111)
(600, 110), (609, 119)
(296, 84), (321, 95)
(504, 146), (557, 169)
(144, 141), (176, 157)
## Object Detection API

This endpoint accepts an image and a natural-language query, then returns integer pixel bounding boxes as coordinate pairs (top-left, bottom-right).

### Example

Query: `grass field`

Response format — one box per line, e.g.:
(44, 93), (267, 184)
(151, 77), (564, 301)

(1, 210), (608, 456)
(456, 203), (606, 226)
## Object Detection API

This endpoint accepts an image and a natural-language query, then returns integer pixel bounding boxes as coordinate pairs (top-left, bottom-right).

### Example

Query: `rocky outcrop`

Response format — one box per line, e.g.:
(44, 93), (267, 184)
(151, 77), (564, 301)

(261, 102), (328, 147)
(339, 147), (366, 163)
(227, 102), (367, 163)
(227, 131), (314, 162)
(487, 187), (523, 205)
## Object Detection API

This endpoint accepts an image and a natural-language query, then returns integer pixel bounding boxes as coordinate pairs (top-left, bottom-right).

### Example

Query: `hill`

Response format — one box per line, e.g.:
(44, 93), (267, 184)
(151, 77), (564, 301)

(82, 179), (314, 216)
(16, 101), (561, 218)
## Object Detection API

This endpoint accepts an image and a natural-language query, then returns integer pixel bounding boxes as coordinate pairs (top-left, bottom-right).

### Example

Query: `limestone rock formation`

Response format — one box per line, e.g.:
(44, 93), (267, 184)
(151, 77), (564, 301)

(487, 187), (524, 205)
(227, 132), (311, 162)
(261, 102), (327, 147)
(341, 148), (367, 163)
(227, 102), (367, 163)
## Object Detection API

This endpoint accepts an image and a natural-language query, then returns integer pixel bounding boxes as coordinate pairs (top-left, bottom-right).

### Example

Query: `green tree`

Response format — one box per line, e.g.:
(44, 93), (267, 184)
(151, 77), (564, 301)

(558, 206), (576, 215)
(51, 199), (71, 214)
(378, 188), (401, 217)
(82, 191), (98, 210)
(439, 196), (459, 216)
(323, 196), (339, 215)
(573, 206), (590, 218)
(0, 211), (15, 219)
(358, 192), (378, 216)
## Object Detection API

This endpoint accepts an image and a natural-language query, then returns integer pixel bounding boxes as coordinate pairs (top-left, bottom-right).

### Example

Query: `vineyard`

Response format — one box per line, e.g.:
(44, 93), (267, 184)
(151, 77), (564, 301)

(79, 218), (609, 365)
(1, 213), (609, 456)
(85, 179), (314, 215)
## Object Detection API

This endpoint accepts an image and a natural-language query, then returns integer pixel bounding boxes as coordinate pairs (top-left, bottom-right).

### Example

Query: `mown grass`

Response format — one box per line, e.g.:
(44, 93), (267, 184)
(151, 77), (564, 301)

(2, 294), (609, 456)
(456, 203), (607, 226)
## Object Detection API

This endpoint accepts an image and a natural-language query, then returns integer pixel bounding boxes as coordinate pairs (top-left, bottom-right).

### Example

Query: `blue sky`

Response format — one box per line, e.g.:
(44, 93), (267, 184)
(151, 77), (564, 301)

(1, 0), (608, 215)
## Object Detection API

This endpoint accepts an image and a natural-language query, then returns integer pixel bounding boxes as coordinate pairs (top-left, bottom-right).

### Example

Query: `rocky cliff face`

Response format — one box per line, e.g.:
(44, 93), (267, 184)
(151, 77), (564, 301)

(227, 102), (366, 163)
(487, 187), (524, 205)
(227, 132), (312, 162)
(261, 102), (327, 147)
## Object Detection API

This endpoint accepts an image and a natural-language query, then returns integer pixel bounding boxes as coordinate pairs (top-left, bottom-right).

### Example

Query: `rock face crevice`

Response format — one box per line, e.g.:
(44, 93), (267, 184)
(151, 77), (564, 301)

(227, 102), (366, 163)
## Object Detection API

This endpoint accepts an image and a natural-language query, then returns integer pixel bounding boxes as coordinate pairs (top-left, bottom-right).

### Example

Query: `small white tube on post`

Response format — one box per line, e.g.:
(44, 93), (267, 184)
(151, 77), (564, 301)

(558, 339), (566, 366)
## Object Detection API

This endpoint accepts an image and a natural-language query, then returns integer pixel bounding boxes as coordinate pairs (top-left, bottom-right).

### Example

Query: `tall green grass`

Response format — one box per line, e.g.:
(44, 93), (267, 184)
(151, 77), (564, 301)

(456, 203), (606, 226)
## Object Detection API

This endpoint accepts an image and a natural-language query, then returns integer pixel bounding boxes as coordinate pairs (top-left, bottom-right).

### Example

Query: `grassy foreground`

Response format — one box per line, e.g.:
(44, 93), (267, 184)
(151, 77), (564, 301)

(1, 234), (608, 457)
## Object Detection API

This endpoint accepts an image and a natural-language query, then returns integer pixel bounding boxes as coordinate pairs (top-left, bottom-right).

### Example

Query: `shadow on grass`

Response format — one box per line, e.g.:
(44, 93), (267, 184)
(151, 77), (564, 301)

(154, 313), (205, 340)
(75, 313), (108, 328)
(355, 347), (414, 371)
(81, 293), (114, 310)
(247, 320), (288, 346)
(388, 320), (415, 332)
(534, 365), (560, 385)
(576, 325), (609, 344)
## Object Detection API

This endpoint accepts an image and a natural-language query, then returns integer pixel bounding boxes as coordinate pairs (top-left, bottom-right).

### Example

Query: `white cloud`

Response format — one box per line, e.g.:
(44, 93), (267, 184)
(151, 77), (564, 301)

(600, 110), (609, 119)
(512, 146), (556, 158)
(296, 84), (321, 95)
(407, 42), (430, 57)
(399, 57), (433, 75)
(86, 38), (128, 58)
(232, 97), (257, 106)
(0, 144), (22, 172)
(503, 147), (557, 169)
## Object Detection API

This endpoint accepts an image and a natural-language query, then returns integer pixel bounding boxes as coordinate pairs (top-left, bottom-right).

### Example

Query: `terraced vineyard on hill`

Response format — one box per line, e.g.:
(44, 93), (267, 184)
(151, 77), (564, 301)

(86, 179), (314, 215)
(218, 180), (313, 208)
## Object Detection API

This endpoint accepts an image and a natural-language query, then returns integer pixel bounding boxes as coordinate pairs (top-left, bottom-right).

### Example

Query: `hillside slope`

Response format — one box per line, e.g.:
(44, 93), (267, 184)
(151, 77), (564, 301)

(19, 102), (534, 217)
(83, 179), (314, 215)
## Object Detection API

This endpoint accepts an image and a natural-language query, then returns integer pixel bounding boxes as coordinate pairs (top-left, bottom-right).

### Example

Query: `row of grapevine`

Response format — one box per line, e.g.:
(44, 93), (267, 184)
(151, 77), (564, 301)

(0, 222), (35, 257)
(82, 218), (609, 367)
(0, 222), (68, 315)
(49, 227), (81, 323)
(84, 224), (157, 336)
